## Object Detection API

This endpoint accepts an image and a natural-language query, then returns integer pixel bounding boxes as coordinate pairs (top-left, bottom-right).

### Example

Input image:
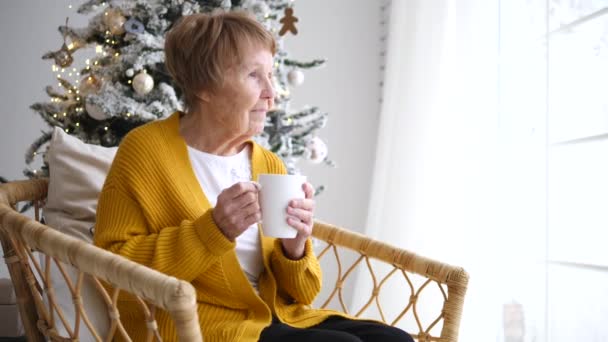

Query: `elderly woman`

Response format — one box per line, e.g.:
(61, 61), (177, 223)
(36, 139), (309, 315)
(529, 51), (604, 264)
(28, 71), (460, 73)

(95, 11), (413, 342)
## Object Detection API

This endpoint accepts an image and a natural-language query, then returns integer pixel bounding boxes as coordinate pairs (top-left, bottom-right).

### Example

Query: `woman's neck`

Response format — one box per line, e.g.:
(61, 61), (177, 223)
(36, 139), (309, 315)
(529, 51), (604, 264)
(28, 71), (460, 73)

(179, 111), (248, 156)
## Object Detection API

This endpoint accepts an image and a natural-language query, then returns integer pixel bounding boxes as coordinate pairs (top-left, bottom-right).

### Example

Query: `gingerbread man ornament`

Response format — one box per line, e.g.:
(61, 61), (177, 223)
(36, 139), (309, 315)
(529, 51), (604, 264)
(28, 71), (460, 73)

(279, 7), (298, 36)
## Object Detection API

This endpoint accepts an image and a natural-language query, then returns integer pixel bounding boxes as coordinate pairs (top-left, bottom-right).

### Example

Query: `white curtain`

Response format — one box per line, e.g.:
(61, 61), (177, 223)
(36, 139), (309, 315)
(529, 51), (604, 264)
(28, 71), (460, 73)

(354, 0), (504, 340)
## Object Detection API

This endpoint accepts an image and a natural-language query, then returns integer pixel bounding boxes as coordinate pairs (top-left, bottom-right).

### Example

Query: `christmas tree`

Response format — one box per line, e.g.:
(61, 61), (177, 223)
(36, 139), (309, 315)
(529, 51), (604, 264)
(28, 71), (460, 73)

(24, 0), (332, 185)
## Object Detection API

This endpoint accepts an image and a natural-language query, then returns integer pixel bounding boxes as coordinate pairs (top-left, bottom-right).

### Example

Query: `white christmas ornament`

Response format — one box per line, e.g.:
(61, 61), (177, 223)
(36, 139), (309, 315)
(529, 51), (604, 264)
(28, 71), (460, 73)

(287, 69), (305, 86)
(132, 71), (154, 95)
(307, 137), (328, 164)
(125, 68), (134, 77)
(241, 0), (271, 17)
(85, 102), (108, 121)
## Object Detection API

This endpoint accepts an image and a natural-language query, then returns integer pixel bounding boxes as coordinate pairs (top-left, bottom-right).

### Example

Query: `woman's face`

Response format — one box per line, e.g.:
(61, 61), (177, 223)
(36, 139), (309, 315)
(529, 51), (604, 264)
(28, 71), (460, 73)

(201, 45), (275, 139)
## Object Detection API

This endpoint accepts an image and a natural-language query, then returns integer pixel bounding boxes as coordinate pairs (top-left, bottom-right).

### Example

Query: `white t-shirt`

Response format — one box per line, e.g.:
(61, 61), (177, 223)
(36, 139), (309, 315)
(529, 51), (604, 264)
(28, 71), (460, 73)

(187, 144), (263, 292)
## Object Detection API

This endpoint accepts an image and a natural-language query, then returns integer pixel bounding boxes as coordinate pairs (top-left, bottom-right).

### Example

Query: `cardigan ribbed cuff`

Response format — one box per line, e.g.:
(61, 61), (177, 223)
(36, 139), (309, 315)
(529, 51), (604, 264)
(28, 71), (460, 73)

(194, 209), (235, 256)
(271, 238), (313, 273)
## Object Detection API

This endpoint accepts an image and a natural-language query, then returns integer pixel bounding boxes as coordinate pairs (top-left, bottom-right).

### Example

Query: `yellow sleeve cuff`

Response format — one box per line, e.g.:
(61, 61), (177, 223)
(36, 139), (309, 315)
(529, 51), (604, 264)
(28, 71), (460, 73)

(194, 209), (235, 256)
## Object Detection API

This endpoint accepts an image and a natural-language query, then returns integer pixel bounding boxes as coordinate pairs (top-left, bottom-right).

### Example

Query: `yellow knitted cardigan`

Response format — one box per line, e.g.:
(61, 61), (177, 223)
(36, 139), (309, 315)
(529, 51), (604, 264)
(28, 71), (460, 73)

(94, 112), (341, 341)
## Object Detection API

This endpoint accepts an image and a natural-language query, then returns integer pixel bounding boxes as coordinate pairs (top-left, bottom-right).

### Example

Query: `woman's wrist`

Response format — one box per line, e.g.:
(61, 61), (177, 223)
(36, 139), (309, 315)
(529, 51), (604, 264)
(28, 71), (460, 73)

(281, 237), (307, 260)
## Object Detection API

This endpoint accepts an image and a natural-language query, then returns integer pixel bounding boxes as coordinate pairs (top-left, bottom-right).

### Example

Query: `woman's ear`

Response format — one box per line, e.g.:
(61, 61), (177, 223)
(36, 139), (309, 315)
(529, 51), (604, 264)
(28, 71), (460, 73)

(196, 90), (211, 103)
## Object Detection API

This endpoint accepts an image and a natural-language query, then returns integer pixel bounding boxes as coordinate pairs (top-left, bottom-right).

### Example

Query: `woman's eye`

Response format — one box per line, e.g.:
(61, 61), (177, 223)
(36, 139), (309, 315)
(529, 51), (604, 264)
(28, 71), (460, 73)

(249, 72), (258, 78)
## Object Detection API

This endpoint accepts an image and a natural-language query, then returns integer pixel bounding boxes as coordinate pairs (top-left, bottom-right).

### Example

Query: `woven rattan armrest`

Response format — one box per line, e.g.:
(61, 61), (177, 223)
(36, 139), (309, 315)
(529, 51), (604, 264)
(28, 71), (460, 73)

(312, 221), (468, 342)
(0, 179), (202, 341)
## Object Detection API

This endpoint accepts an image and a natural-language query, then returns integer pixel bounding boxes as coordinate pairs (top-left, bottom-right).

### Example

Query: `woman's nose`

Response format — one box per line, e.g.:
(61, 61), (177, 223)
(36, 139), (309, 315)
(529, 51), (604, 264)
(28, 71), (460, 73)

(261, 82), (275, 99)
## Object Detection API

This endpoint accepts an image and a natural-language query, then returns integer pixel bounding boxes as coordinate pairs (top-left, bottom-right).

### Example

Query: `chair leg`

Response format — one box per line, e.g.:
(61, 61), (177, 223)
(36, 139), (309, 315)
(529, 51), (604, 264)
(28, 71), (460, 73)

(0, 231), (45, 342)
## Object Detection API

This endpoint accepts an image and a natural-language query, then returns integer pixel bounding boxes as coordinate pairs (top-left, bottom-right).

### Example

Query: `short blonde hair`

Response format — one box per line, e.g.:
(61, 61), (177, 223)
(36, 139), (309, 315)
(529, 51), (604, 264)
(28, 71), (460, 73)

(164, 11), (276, 112)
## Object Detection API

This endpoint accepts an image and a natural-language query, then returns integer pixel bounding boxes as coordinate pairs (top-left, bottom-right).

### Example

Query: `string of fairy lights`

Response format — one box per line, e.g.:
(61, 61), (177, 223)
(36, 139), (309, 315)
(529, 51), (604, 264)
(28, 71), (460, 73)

(45, 2), (141, 137)
(26, 1), (126, 173)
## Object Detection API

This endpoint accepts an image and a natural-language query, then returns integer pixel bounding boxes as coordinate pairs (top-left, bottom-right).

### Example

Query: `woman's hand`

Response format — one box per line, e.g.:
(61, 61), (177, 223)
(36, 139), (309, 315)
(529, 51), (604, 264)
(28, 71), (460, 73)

(281, 182), (315, 259)
(212, 182), (261, 241)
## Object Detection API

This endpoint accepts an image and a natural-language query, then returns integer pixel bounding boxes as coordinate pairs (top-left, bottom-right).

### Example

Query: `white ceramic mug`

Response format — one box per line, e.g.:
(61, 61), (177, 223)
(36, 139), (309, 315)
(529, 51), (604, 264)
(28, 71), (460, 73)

(257, 174), (307, 238)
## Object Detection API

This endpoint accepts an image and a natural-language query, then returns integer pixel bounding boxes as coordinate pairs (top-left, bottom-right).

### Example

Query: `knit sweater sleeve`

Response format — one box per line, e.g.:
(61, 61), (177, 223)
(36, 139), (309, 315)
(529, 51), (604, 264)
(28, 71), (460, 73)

(270, 239), (322, 304)
(264, 150), (322, 304)
(93, 129), (235, 282)
(94, 187), (234, 282)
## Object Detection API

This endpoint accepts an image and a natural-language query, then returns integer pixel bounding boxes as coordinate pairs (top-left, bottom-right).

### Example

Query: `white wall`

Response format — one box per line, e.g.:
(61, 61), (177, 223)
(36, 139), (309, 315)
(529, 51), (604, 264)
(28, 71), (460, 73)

(0, 1), (91, 181)
(285, 0), (381, 232)
(0, 0), (381, 289)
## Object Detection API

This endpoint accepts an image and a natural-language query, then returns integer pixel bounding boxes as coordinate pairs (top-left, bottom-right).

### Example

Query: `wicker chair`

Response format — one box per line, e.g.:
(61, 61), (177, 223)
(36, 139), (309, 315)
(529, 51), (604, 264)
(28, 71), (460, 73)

(0, 179), (468, 342)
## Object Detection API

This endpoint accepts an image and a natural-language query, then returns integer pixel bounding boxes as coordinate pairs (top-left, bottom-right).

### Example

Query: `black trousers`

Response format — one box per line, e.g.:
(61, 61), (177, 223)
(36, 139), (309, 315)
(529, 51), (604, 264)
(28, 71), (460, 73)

(258, 316), (414, 342)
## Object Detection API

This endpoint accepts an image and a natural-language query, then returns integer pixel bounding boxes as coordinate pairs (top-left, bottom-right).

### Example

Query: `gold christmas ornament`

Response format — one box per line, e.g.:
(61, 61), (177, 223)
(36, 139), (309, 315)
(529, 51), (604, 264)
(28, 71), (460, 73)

(78, 75), (102, 95)
(132, 71), (154, 96)
(103, 8), (126, 35)
(54, 43), (74, 67)
(42, 18), (75, 67)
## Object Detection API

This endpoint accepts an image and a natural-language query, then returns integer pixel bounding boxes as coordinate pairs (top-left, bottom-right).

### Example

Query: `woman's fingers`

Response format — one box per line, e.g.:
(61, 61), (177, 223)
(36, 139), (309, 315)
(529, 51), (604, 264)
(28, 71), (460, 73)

(232, 190), (259, 210)
(213, 182), (261, 240)
(302, 182), (314, 199)
(286, 216), (313, 237)
(286, 206), (313, 224)
(289, 198), (315, 211)
(243, 210), (262, 228)
(220, 181), (259, 202)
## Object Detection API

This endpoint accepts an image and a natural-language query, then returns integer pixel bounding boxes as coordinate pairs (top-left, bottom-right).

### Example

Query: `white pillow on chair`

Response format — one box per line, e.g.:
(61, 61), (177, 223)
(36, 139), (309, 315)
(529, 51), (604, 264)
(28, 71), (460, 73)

(42, 127), (117, 341)
(44, 127), (117, 242)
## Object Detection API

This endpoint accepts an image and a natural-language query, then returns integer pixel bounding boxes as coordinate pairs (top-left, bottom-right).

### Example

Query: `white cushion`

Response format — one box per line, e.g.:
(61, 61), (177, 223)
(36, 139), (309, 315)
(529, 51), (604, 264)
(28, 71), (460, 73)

(44, 127), (117, 242)
(42, 127), (117, 341)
